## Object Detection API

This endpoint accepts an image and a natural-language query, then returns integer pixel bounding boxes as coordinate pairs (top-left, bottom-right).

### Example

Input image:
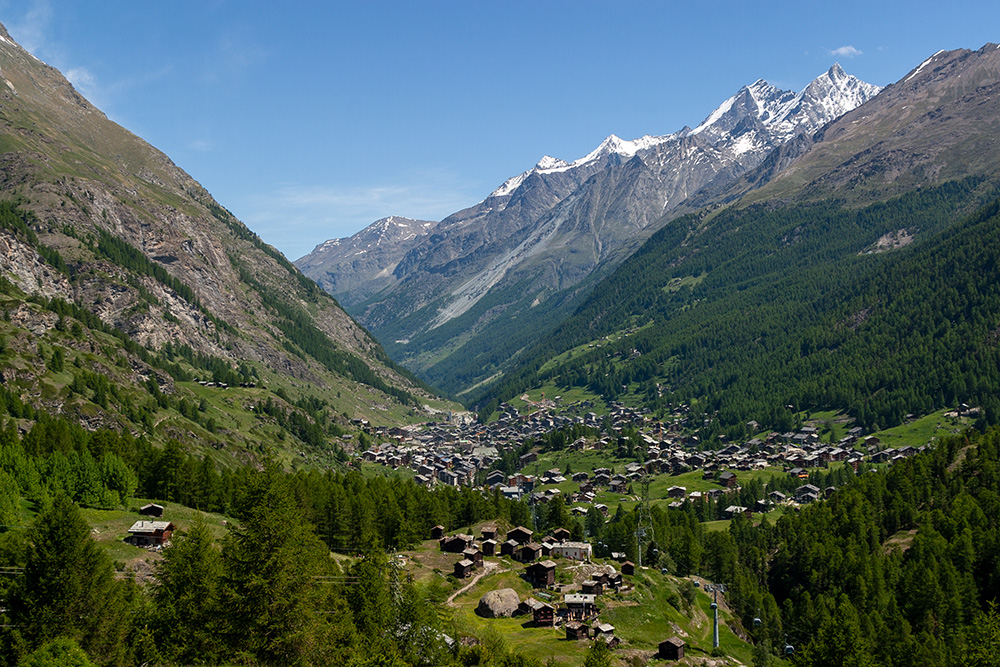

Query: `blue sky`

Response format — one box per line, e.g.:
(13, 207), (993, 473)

(1, 1), (998, 260)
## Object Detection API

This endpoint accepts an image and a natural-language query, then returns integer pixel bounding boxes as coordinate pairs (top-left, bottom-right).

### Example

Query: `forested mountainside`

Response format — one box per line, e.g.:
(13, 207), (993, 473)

(474, 179), (1000, 432)
(473, 44), (1000, 434)
(298, 66), (879, 397)
(0, 23), (444, 462)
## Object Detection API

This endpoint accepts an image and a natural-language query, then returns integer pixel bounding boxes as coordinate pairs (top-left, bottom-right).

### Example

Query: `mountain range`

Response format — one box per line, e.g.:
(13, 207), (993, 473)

(296, 64), (881, 395)
(473, 43), (1000, 430)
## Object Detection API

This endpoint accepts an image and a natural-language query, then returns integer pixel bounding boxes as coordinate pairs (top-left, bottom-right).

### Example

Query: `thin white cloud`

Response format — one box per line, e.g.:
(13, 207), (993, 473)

(240, 171), (481, 260)
(5, 0), (52, 55)
(828, 45), (862, 58)
(65, 66), (97, 97)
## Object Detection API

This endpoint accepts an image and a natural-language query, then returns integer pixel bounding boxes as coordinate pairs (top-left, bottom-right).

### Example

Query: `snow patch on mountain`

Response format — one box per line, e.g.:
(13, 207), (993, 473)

(905, 50), (946, 83)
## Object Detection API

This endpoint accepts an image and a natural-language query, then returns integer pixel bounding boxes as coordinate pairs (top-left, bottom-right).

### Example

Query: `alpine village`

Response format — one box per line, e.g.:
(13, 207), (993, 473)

(0, 14), (999, 667)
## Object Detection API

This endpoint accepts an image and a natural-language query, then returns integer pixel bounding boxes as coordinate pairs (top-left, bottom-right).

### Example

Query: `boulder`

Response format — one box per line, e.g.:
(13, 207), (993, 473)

(477, 588), (520, 618)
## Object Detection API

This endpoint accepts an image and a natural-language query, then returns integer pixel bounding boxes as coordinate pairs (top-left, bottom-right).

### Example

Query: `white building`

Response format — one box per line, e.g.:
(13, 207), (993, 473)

(550, 541), (592, 561)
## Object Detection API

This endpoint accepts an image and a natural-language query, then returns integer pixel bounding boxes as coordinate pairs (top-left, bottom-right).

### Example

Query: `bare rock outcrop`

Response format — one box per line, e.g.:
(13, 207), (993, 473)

(476, 588), (520, 618)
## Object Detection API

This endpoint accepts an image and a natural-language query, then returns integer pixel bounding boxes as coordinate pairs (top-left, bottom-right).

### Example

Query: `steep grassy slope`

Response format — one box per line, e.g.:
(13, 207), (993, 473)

(0, 24), (449, 458)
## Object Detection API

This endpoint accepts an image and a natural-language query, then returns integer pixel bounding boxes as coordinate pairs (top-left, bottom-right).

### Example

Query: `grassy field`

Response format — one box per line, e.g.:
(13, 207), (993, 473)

(870, 408), (974, 448)
(77, 498), (231, 569)
(395, 528), (762, 665)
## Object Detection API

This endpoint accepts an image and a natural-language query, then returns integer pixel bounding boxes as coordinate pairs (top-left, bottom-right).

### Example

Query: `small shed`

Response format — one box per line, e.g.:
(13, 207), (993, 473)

(138, 503), (164, 518)
(500, 539), (519, 557)
(551, 527), (571, 542)
(481, 524), (498, 541)
(430, 525), (446, 539)
(454, 559), (475, 579)
(565, 621), (590, 641)
(581, 579), (604, 596)
(482, 539), (498, 556)
(621, 561), (635, 576)
(659, 636), (686, 660)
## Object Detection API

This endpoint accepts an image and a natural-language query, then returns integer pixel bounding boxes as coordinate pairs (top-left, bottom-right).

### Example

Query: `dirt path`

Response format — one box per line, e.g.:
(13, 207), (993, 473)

(446, 560), (502, 606)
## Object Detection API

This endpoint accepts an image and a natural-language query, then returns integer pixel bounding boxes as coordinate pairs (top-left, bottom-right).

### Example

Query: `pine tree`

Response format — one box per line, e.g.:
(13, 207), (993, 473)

(218, 463), (341, 665)
(5, 494), (132, 665)
(583, 638), (613, 667)
(152, 516), (222, 665)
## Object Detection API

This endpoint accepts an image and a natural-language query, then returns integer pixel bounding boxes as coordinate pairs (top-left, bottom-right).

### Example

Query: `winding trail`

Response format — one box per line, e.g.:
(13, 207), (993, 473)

(446, 560), (503, 607)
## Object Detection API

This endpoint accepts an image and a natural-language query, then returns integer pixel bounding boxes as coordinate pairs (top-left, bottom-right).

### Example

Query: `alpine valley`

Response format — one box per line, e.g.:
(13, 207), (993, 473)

(4, 12), (1000, 667)
(0, 22), (449, 466)
(296, 64), (881, 396)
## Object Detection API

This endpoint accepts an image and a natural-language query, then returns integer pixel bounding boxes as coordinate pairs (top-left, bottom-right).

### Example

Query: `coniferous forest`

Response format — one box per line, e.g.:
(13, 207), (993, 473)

(1, 403), (1000, 666)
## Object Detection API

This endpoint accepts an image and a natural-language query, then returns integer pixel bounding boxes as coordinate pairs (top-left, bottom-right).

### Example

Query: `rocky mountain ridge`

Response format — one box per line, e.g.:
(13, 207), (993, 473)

(297, 64), (881, 394)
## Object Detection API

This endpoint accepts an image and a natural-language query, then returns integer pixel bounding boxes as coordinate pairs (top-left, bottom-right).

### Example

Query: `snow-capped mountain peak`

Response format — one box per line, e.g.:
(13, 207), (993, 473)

(489, 133), (680, 198)
(687, 65), (880, 144)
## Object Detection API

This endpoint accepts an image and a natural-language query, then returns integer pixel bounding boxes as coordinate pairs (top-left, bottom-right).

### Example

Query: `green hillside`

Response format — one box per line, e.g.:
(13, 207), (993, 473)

(474, 179), (1000, 435)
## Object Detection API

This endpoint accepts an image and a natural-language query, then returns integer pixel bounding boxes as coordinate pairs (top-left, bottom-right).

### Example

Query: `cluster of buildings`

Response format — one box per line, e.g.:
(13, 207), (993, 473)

(436, 521), (632, 646)
(438, 524), (594, 579)
(358, 398), (932, 527)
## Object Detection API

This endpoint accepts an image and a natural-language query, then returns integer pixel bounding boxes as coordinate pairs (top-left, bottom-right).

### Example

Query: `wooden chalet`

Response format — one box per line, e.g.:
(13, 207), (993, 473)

(519, 542), (542, 563)
(659, 636), (685, 660)
(454, 559), (475, 579)
(462, 548), (483, 568)
(127, 520), (175, 547)
(507, 526), (534, 544)
(551, 527), (571, 542)
(565, 621), (590, 641)
(719, 471), (738, 488)
(592, 622), (619, 646)
(525, 559), (556, 587)
(481, 524), (498, 541)
(524, 598), (555, 626)
(606, 572), (624, 590)
(621, 561), (635, 576)
(138, 503), (164, 517)
(430, 524), (446, 539)
(564, 593), (598, 620)
(500, 539), (519, 557)
(581, 579), (604, 596)
(440, 534), (475, 553)
(482, 539), (498, 556)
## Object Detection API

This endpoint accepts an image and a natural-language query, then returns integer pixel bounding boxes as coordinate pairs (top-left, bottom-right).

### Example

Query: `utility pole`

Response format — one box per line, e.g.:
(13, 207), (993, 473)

(636, 472), (654, 568)
(711, 586), (719, 648)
